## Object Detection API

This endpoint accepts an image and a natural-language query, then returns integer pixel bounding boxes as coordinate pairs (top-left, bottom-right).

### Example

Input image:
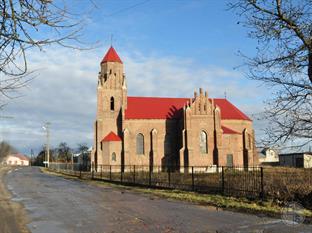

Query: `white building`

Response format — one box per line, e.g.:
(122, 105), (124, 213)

(279, 152), (312, 168)
(2, 154), (30, 166)
(258, 148), (279, 164)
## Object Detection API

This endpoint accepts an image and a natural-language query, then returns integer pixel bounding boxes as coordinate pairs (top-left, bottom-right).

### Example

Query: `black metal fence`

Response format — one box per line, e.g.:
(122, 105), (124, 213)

(49, 163), (264, 199)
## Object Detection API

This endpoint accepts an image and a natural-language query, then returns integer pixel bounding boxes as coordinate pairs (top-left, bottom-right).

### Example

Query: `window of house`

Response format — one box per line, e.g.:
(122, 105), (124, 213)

(136, 133), (144, 155)
(111, 152), (116, 162)
(110, 97), (114, 111)
(200, 131), (208, 154)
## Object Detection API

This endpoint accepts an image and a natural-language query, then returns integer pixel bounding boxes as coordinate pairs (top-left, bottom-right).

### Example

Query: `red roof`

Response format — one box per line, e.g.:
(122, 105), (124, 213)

(125, 97), (251, 121)
(125, 97), (188, 119)
(9, 153), (29, 161)
(214, 99), (251, 121)
(102, 131), (122, 142)
(101, 46), (123, 64)
(221, 125), (241, 134)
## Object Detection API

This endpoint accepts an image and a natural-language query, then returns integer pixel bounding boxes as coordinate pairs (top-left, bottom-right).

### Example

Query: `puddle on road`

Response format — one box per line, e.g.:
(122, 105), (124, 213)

(11, 197), (30, 202)
(28, 220), (67, 233)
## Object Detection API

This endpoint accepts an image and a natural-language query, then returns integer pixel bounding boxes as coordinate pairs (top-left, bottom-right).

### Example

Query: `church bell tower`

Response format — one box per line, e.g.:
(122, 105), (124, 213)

(92, 46), (127, 167)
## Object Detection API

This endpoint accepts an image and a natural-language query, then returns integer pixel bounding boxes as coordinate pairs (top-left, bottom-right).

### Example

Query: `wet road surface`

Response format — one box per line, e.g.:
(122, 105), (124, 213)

(4, 167), (312, 233)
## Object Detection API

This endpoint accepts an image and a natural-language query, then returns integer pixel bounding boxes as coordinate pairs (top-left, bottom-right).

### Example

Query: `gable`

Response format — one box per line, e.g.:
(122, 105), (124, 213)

(102, 131), (122, 142)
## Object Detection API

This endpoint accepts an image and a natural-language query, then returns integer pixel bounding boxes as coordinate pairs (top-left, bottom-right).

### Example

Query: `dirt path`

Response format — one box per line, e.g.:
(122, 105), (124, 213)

(0, 166), (29, 233)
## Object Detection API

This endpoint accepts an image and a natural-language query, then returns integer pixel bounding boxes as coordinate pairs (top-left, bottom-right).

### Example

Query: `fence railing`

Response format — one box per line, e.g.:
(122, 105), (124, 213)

(49, 163), (266, 199)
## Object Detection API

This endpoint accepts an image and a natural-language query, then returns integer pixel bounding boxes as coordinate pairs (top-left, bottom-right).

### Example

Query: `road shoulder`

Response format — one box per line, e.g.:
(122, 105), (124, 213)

(0, 166), (29, 233)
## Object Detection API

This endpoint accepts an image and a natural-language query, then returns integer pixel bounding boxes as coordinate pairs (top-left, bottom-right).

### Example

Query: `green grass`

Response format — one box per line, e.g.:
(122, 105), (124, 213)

(41, 168), (312, 221)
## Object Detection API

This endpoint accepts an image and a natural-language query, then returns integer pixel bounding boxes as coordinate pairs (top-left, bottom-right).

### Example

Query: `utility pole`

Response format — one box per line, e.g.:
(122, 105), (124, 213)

(43, 122), (51, 168)
(30, 149), (34, 166)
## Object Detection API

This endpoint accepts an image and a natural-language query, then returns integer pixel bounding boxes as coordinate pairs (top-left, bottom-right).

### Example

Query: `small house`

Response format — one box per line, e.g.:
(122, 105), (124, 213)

(2, 153), (30, 166)
(279, 152), (312, 168)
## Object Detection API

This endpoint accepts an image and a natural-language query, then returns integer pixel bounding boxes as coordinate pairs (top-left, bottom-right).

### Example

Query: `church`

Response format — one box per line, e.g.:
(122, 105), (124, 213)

(91, 46), (258, 170)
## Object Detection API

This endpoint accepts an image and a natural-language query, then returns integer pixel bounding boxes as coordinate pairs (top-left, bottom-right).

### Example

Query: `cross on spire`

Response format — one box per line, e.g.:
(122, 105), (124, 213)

(110, 34), (114, 46)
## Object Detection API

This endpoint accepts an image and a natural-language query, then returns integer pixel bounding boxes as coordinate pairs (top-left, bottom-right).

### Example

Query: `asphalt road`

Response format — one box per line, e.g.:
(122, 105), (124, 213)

(4, 167), (312, 233)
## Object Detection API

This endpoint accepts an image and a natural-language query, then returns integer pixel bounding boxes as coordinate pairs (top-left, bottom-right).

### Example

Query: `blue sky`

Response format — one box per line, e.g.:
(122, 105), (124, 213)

(85, 0), (256, 65)
(1, 0), (269, 155)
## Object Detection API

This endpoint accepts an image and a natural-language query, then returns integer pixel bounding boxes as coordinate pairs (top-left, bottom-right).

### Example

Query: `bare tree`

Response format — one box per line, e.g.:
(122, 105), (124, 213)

(230, 0), (312, 148)
(0, 0), (93, 100)
(0, 140), (17, 161)
(77, 143), (88, 155)
(57, 142), (71, 162)
(77, 143), (90, 168)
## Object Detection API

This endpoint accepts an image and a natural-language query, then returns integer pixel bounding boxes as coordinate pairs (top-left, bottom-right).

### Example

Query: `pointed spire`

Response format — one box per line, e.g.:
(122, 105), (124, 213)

(101, 46), (123, 64)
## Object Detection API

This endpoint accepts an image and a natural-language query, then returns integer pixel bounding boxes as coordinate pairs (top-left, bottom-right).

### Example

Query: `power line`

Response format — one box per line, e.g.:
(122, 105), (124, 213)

(104, 0), (151, 17)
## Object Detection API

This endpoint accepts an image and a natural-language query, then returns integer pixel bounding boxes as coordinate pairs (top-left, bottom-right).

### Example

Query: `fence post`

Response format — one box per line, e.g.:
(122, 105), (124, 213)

(120, 167), (123, 184)
(133, 165), (136, 184)
(110, 165), (112, 181)
(260, 167), (264, 200)
(100, 165), (103, 179)
(79, 164), (82, 179)
(221, 166), (225, 195)
(191, 166), (194, 191)
(168, 168), (171, 188)
(149, 166), (152, 187)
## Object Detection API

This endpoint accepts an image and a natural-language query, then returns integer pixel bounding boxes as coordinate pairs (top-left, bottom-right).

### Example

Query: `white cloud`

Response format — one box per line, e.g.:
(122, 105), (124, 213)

(1, 46), (265, 154)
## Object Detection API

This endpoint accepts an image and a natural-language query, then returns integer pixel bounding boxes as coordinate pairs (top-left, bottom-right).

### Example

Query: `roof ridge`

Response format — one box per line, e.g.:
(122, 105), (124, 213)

(128, 96), (189, 99)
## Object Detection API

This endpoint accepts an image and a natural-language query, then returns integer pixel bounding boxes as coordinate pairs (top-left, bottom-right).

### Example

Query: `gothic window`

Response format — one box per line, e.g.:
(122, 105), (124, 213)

(226, 154), (233, 167)
(110, 97), (114, 111)
(136, 133), (144, 155)
(111, 152), (116, 162)
(246, 133), (252, 149)
(200, 131), (208, 154)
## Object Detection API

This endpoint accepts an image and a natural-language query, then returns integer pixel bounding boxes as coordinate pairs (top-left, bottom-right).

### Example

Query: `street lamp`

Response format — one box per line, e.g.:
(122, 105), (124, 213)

(42, 122), (51, 168)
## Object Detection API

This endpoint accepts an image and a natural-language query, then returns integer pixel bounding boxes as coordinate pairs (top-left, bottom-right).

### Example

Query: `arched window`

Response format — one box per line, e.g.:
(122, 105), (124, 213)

(200, 131), (208, 154)
(111, 152), (116, 161)
(110, 97), (114, 111)
(136, 133), (144, 155)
